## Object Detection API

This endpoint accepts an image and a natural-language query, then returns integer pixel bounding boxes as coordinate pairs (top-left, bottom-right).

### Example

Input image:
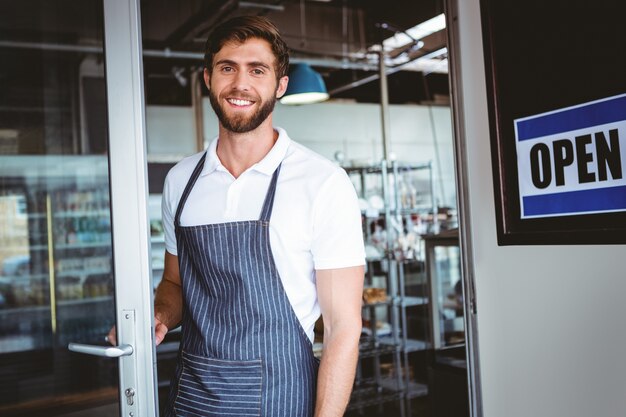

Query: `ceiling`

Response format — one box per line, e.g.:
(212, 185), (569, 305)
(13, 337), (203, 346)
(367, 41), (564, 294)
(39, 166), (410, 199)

(140, 0), (449, 105)
(0, 0), (449, 106)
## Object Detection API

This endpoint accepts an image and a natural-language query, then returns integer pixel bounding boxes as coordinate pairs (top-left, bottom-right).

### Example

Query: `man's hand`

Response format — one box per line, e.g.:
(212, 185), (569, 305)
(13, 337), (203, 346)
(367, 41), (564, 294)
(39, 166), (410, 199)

(106, 325), (117, 346)
(154, 317), (169, 345)
(106, 318), (170, 347)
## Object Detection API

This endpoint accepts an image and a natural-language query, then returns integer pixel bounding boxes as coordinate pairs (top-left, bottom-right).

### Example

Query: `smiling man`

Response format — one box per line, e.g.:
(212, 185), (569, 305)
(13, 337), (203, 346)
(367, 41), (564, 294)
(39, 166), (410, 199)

(155, 16), (365, 417)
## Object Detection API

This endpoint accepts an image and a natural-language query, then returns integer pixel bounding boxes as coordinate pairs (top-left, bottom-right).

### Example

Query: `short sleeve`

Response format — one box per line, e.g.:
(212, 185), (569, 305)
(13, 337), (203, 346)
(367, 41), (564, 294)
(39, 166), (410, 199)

(310, 169), (366, 270)
(162, 174), (178, 256)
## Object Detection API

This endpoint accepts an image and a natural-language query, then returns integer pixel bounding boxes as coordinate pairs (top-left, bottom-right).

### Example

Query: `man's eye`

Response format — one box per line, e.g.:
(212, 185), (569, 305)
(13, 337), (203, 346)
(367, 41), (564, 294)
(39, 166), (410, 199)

(222, 67), (233, 72)
(252, 69), (264, 75)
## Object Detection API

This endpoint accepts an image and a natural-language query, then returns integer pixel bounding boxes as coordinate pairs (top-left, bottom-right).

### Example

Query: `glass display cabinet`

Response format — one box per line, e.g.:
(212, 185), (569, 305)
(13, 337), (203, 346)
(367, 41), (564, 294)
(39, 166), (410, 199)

(423, 228), (464, 349)
(0, 156), (118, 413)
(0, 156), (114, 353)
(423, 228), (470, 417)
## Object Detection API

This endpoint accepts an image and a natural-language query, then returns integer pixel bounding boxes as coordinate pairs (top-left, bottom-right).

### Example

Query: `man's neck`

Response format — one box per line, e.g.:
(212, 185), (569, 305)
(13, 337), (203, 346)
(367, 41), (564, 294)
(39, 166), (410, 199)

(216, 118), (278, 178)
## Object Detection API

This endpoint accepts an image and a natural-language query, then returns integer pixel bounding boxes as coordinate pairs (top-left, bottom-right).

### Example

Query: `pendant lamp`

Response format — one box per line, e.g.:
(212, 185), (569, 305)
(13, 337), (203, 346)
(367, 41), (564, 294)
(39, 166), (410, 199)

(280, 63), (329, 105)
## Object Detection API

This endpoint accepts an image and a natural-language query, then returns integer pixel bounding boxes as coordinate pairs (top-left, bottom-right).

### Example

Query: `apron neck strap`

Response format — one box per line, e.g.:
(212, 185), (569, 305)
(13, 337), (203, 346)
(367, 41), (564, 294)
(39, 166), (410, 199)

(175, 155), (282, 227)
(259, 163), (282, 222)
(174, 152), (206, 228)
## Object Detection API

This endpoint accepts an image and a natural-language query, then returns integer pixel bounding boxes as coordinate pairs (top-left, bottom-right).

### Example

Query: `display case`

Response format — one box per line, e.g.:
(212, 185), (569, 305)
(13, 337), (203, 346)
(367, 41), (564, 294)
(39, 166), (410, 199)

(0, 155), (118, 410)
(423, 229), (469, 417)
(0, 156), (114, 354)
(424, 229), (464, 349)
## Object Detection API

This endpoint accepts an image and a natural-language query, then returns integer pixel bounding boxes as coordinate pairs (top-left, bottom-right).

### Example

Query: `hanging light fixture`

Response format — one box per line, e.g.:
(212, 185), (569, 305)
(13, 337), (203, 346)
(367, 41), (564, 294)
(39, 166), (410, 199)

(280, 63), (329, 105)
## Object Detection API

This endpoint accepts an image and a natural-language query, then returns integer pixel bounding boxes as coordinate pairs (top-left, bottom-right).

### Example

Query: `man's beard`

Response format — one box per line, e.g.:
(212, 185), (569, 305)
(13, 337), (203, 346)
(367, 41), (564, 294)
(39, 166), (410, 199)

(209, 89), (277, 134)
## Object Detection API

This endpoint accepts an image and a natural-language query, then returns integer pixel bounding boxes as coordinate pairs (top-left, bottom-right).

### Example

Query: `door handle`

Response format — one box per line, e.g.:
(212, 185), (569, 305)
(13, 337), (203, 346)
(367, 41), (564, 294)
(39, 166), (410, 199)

(68, 309), (141, 415)
(68, 342), (133, 358)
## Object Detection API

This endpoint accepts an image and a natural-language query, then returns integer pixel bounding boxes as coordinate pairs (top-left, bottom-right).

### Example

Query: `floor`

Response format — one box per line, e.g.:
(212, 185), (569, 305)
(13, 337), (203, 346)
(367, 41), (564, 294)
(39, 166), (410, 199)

(345, 397), (431, 417)
(15, 394), (434, 417)
(57, 403), (119, 417)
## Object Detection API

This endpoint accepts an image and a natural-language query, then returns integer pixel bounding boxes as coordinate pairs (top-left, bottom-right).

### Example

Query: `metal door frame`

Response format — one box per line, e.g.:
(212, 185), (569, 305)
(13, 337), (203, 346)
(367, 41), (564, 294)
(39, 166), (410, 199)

(104, 0), (158, 415)
(444, 1), (484, 417)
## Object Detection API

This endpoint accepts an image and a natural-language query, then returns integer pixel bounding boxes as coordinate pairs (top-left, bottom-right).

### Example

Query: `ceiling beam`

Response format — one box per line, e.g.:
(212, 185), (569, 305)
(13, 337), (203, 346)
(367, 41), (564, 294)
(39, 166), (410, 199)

(164, 0), (238, 46)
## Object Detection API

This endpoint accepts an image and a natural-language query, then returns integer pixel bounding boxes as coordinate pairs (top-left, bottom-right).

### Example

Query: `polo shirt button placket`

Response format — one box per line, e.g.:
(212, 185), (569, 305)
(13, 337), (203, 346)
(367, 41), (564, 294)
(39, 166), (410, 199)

(225, 179), (241, 220)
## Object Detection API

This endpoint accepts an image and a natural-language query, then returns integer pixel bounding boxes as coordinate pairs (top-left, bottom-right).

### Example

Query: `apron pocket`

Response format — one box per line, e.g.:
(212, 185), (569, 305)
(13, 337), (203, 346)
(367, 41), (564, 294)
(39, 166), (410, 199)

(174, 351), (263, 417)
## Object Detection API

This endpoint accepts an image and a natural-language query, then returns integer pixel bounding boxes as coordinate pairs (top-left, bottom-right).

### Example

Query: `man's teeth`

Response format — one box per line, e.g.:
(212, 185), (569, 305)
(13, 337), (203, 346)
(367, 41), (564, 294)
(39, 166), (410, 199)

(229, 98), (253, 106)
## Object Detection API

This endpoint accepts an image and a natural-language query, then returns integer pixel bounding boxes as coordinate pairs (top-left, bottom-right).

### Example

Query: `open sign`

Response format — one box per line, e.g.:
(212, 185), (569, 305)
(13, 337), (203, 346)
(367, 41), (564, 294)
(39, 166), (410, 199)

(515, 94), (626, 219)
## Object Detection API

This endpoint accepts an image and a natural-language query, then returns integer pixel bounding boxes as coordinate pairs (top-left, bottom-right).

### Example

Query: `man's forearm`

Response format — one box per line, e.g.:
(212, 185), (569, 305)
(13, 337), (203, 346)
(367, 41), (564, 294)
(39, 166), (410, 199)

(314, 327), (360, 417)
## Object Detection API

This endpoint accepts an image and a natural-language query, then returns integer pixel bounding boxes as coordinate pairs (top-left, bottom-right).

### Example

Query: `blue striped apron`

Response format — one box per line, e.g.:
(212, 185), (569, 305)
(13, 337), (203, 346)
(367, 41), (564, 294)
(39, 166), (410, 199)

(164, 153), (319, 417)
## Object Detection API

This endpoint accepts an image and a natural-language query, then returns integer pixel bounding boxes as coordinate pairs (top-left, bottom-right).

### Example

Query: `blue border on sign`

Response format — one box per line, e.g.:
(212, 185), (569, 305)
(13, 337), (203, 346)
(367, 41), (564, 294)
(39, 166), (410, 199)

(523, 185), (626, 216)
(516, 94), (626, 142)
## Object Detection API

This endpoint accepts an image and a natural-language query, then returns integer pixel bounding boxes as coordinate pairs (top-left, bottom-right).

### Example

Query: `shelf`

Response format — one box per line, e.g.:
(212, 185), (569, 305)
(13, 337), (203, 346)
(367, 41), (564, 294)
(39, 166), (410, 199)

(55, 242), (111, 250)
(362, 300), (391, 308)
(362, 296), (428, 309)
(403, 338), (430, 352)
(0, 304), (50, 316)
(0, 334), (42, 354)
(3, 245), (48, 251)
(401, 296), (428, 307)
(57, 295), (113, 306)
(346, 385), (403, 411)
(361, 207), (434, 218)
(361, 208), (381, 218)
(0, 295), (114, 317)
(57, 268), (111, 277)
(0, 213), (44, 220)
(379, 378), (429, 399)
(407, 382), (429, 399)
(366, 256), (425, 265)
(344, 162), (432, 175)
(27, 213), (46, 219)
(54, 210), (110, 218)
(390, 207), (433, 216)
(379, 336), (429, 352)
(345, 166), (386, 174)
(358, 343), (398, 358)
(435, 350), (468, 369)
(0, 273), (48, 281)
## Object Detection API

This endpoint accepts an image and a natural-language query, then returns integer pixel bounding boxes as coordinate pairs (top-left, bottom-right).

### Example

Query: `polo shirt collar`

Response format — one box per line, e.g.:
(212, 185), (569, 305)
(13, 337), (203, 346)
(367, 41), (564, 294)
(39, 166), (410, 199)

(200, 127), (291, 177)
(253, 127), (290, 175)
(201, 138), (221, 176)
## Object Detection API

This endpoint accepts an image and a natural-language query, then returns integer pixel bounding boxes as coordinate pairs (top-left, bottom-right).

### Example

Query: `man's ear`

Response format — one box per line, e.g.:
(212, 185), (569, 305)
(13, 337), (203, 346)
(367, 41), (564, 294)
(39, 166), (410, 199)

(203, 68), (211, 90)
(276, 76), (289, 99)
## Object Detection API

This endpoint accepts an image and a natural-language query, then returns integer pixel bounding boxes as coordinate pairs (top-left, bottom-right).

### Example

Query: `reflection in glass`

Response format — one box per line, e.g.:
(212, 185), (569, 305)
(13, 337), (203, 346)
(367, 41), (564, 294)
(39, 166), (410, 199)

(434, 246), (464, 346)
(0, 1), (119, 415)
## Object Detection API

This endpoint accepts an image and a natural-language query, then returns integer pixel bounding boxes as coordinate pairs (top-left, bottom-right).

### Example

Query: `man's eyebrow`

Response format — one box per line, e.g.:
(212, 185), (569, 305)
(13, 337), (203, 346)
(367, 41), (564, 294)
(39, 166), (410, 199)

(214, 59), (272, 70)
(214, 59), (238, 67)
(248, 61), (271, 70)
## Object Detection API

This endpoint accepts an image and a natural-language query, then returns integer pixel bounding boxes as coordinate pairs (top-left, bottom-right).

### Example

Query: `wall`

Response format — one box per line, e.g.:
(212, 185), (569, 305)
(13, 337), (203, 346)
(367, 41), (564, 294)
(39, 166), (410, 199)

(201, 99), (457, 208)
(454, 1), (626, 416)
(146, 101), (456, 207)
(145, 106), (196, 158)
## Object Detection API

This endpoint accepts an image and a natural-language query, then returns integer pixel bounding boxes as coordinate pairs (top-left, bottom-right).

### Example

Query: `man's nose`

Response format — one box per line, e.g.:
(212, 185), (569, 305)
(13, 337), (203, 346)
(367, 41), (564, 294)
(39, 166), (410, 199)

(232, 71), (251, 90)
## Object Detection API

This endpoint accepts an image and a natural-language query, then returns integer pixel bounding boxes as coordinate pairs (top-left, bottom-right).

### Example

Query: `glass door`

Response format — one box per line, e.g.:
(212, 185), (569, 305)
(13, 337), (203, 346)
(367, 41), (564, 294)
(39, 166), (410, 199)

(0, 0), (156, 416)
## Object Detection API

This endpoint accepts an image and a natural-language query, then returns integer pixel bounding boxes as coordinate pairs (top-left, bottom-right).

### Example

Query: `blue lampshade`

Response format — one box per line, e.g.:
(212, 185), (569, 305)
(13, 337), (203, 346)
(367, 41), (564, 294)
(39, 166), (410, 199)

(280, 63), (329, 105)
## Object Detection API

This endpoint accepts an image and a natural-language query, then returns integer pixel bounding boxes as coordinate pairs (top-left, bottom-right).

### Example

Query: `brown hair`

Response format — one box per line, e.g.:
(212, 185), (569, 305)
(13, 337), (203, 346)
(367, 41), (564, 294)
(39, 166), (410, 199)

(204, 16), (290, 79)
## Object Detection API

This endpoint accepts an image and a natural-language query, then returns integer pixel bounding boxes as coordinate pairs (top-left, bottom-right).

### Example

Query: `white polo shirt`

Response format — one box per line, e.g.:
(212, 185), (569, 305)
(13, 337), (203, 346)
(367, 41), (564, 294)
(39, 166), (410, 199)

(162, 127), (365, 342)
